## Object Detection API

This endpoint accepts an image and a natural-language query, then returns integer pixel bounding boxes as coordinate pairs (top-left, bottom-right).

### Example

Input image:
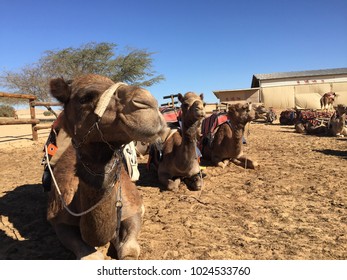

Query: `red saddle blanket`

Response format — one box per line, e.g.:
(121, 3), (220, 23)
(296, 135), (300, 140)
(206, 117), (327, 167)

(159, 107), (181, 123)
(201, 112), (229, 138)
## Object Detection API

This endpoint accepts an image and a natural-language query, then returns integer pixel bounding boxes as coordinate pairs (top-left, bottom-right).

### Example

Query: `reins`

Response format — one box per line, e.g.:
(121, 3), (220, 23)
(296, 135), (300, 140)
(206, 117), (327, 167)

(44, 145), (122, 217)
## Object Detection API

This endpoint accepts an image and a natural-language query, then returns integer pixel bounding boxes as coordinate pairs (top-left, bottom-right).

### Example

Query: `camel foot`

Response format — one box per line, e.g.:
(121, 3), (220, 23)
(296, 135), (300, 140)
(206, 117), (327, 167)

(118, 240), (140, 260)
(216, 159), (229, 169)
(164, 178), (180, 192)
(80, 250), (104, 260)
(233, 157), (258, 169)
(183, 173), (203, 191)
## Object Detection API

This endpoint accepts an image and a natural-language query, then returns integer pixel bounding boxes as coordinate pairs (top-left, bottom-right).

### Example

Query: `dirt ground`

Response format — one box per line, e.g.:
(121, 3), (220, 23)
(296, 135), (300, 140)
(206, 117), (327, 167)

(0, 118), (346, 260)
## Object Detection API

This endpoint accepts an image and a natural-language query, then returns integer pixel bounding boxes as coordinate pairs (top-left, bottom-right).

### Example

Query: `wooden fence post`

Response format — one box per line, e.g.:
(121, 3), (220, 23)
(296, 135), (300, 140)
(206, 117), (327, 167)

(0, 92), (61, 142)
(29, 98), (38, 141)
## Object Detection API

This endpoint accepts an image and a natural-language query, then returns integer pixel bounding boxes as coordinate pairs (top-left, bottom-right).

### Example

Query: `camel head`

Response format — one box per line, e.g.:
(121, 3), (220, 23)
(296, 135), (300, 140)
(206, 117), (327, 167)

(336, 104), (347, 117)
(50, 74), (167, 147)
(228, 102), (255, 126)
(178, 92), (206, 127)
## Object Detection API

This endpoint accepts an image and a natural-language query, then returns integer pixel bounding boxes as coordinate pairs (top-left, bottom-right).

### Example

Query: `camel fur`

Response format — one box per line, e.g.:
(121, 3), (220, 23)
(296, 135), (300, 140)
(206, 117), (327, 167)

(320, 92), (336, 111)
(329, 104), (347, 137)
(150, 92), (206, 191)
(201, 102), (257, 169)
(46, 74), (167, 260)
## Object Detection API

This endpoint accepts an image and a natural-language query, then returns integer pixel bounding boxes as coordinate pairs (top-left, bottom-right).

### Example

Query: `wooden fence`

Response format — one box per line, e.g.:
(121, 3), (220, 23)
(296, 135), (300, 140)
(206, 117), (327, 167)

(0, 92), (60, 141)
(160, 93), (229, 115)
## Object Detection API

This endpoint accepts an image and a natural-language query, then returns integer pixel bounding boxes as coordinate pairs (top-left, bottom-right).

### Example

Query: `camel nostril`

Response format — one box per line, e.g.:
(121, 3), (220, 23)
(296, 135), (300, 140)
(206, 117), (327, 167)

(132, 99), (152, 109)
(132, 91), (158, 109)
(132, 95), (158, 109)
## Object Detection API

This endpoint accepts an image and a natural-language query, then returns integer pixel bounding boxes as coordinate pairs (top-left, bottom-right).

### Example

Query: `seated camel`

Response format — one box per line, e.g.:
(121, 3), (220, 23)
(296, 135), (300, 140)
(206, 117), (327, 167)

(253, 104), (277, 123)
(46, 74), (167, 260)
(329, 104), (347, 137)
(201, 102), (258, 169)
(149, 92), (206, 191)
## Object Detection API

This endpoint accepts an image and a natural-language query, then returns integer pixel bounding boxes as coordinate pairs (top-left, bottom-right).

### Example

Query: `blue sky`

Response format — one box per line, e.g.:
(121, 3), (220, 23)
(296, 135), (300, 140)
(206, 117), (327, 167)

(0, 0), (346, 104)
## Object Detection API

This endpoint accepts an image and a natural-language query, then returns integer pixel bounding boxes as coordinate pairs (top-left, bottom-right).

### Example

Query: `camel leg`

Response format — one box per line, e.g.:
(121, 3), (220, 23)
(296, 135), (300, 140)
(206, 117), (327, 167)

(159, 172), (181, 191)
(233, 156), (258, 169)
(212, 154), (229, 168)
(53, 223), (104, 260)
(112, 213), (142, 260)
(217, 159), (229, 169)
(167, 178), (181, 191)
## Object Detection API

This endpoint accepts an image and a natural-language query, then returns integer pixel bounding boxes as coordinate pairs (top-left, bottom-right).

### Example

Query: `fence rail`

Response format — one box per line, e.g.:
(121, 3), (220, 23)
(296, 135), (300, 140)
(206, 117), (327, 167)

(0, 92), (60, 141)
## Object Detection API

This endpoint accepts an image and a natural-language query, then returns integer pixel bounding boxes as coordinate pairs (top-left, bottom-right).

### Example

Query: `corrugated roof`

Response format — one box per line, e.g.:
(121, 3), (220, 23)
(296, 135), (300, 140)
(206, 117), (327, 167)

(251, 67), (347, 88)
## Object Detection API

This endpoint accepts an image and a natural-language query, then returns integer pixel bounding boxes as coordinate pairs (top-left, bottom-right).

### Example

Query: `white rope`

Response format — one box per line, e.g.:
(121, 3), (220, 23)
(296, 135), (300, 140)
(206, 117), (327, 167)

(94, 82), (127, 118)
(44, 145), (113, 217)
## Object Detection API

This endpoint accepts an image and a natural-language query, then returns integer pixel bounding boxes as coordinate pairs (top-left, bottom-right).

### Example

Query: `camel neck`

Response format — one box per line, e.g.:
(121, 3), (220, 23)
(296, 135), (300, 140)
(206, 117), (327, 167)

(75, 143), (122, 190)
(181, 119), (201, 143)
(73, 142), (122, 246)
(230, 122), (246, 141)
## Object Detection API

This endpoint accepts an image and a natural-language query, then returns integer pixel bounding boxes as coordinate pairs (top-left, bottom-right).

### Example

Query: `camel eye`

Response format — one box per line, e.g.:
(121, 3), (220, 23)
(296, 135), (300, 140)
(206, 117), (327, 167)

(182, 103), (189, 109)
(79, 93), (95, 104)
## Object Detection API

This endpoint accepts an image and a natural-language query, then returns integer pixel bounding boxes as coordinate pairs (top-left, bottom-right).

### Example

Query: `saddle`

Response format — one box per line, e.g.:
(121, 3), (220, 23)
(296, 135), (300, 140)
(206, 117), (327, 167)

(159, 106), (182, 129)
(200, 112), (230, 147)
(296, 109), (334, 127)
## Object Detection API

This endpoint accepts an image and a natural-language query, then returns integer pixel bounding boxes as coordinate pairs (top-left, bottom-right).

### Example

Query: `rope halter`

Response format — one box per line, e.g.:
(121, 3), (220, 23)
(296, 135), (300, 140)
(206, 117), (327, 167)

(72, 82), (127, 150)
(94, 82), (127, 118)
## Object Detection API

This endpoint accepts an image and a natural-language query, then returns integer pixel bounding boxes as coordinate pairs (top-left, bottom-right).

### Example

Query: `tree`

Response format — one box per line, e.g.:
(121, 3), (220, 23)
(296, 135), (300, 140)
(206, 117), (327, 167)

(0, 42), (165, 102)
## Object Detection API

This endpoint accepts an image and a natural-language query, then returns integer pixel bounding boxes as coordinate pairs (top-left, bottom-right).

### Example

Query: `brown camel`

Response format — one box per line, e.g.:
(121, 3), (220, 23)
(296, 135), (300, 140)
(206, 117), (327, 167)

(201, 102), (257, 169)
(150, 92), (206, 191)
(329, 104), (347, 137)
(46, 74), (167, 260)
(320, 92), (336, 111)
(254, 104), (277, 124)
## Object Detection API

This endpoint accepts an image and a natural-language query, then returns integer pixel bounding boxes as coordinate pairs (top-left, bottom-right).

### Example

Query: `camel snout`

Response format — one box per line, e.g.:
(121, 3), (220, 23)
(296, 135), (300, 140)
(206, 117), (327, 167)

(131, 89), (159, 110)
(132, 96), (158, 110)
(195, 108), (206, 119)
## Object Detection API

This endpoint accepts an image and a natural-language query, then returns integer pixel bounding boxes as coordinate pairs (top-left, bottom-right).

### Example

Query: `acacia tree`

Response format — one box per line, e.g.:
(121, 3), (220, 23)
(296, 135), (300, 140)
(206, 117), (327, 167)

(0, 42), (164, 102)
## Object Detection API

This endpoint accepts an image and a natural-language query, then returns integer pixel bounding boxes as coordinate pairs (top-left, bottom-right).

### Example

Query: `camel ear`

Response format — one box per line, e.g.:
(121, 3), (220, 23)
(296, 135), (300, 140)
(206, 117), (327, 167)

(178, 93), (184, 103)
(50, 78), (71, 104)
(200, 93), (204, 101)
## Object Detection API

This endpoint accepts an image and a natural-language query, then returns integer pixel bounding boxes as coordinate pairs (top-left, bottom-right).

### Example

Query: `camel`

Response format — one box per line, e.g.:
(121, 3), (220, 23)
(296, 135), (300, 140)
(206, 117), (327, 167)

(329, 104), (347, 137)
(201, 102), (258, 169)
(150, 92), (206, 191)
(253, 104), (277, 123)
(46, 74), (167, 260)
(320, 92), (336, 111)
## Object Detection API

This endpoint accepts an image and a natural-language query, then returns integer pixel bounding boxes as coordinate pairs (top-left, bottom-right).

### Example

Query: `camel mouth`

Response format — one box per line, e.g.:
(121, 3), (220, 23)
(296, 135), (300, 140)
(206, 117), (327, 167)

(195, 111), (206, 120)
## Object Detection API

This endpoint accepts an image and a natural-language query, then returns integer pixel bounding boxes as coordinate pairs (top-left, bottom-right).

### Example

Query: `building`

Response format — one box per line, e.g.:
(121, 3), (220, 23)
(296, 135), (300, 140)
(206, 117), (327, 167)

(213, 68), (347, 109)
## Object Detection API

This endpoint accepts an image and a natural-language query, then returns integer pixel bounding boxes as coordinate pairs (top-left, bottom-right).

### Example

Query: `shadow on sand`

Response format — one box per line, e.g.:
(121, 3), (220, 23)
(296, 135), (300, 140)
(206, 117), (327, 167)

(0, 184), (73, 259)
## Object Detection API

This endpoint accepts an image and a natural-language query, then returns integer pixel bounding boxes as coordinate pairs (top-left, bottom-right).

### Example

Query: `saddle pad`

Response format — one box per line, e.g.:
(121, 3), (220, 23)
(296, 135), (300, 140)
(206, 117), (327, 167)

(159, 107), (181, 123)
(297, 110), (335, 127)
(298, 110), (334, 121)
(279, 110), (297, 125)
(201, 112), (229, 137)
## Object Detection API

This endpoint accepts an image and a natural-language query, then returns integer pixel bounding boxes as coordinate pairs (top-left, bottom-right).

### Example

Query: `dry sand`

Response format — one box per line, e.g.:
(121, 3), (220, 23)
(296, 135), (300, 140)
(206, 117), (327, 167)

(0, 109), (56, 148)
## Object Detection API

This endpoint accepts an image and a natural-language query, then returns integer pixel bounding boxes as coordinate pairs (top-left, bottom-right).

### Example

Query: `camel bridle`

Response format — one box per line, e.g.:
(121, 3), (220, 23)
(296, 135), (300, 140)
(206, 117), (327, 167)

(72, 82), (127, 150)
(44, 83), (127, 222)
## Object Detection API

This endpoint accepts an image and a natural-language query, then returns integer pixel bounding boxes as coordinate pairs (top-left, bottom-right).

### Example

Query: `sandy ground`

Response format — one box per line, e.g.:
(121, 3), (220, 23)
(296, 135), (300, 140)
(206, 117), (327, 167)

(0, 108), (56, 146)
(0, 116), (346, 260)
